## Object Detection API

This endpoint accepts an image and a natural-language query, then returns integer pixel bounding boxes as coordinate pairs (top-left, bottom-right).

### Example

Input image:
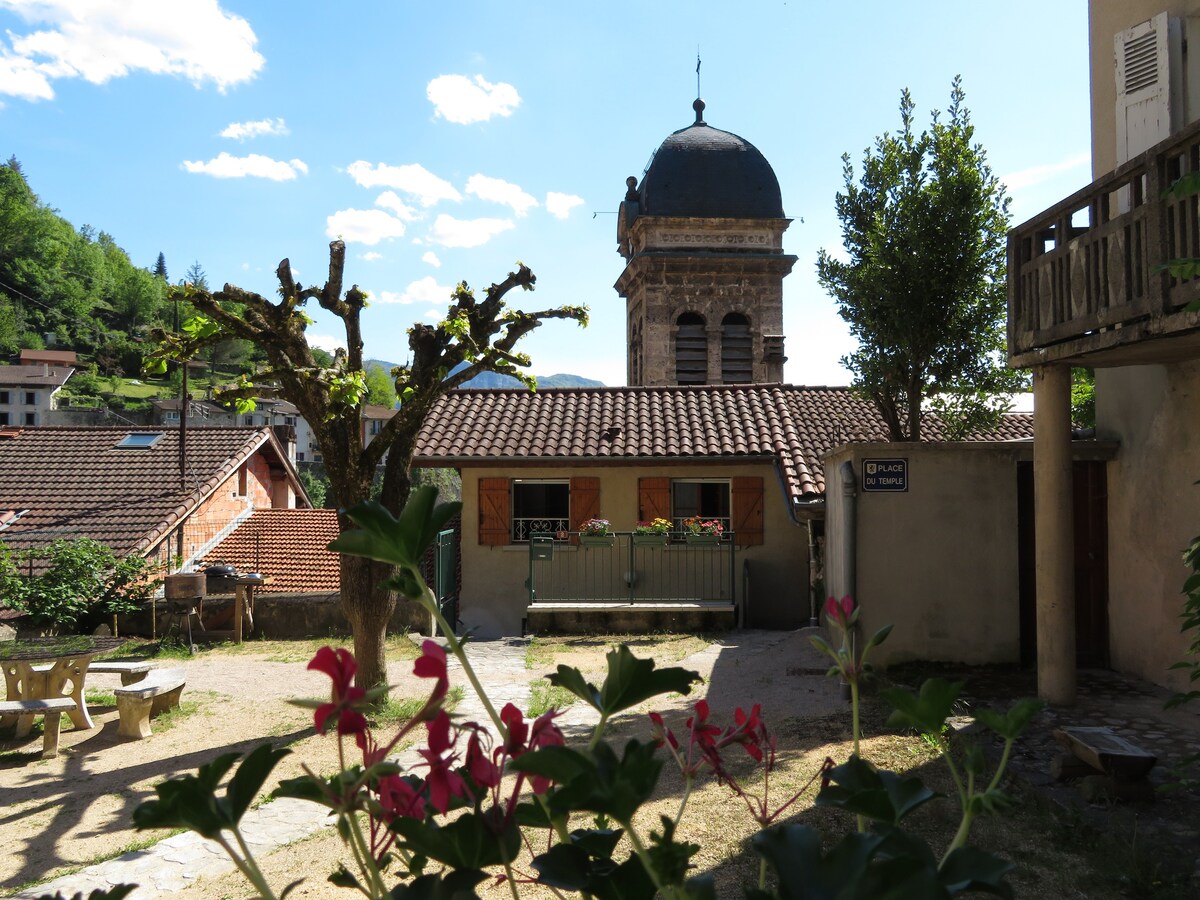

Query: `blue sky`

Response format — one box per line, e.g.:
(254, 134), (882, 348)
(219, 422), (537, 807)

(0, 1), (1091, 387)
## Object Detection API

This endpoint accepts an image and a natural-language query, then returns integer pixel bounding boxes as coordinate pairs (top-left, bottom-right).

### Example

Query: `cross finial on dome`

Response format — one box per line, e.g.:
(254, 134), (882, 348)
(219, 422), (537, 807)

(693, 97), (706, 126)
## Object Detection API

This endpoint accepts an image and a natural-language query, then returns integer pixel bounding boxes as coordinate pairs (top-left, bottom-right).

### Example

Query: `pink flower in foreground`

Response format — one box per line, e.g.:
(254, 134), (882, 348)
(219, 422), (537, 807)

(308, 646), (368, 735)
(418, 710), (467, 814)
(377, 773), (425, 822)
(824, 595), (855, 628)
(413, 639), (449, 701)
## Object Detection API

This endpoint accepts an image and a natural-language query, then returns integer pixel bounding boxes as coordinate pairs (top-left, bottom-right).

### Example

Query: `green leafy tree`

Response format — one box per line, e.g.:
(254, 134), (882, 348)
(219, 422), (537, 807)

(363, 362), (397, 408)
(1, 538), (163, 632)
(147, 240), (587, 692)
(817, 77), (1024, 440)
(298, 467), (330, 508)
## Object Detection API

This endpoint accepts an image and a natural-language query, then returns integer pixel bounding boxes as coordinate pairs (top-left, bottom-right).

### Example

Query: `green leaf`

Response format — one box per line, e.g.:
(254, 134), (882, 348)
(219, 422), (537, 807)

(938, 846), (1015, 897)
(391, 811), (520, 870)
(223, 743), (290, 825)
(752, 823), (884, 900)
(865, 623), (894, 650)
(132, 752), (242, 838)
(973, 697), (1043, 741)
(386, 869), (487, 899)
(815, 754), (940, 824)
(882, 678), (963, 735)
(597, 645), (701, 715)
(515, 740), (664, 824)
(330, 492), (462, 571)
(547, 665), (602, 710)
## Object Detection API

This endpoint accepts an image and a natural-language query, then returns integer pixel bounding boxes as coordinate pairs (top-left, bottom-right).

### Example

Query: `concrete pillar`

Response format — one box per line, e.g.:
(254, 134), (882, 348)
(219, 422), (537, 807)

(1033, 364), (1076, 705)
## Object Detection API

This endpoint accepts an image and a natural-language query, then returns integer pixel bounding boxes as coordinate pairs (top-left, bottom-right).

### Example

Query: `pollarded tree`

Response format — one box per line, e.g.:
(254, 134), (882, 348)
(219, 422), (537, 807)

(148, 240), (587, 692)
(816, 77), (1024, 441)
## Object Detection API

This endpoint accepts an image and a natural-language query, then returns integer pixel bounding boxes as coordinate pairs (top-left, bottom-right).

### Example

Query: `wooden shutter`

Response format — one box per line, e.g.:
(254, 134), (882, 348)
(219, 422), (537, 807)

(638, 477), (671, 522)
(731, 476), (764, 546)
(569, 476), (601, 531)
(478, 478), (510, 545)
(1115, 13), (1175, 165)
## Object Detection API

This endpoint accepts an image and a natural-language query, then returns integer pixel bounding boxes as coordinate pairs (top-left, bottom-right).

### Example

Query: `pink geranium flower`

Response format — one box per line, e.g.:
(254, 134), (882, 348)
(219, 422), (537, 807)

(824, 594), (856, 628)
(413, 639), (449, 702)
(308, 646), (368, 736)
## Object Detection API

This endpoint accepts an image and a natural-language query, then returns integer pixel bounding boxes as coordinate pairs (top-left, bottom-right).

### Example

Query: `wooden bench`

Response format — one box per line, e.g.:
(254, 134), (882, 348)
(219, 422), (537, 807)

(115, 668), (186, 739)
(0, 697), (78, 758)
(89, 660), (154, 685)
(1053, 725), (1158, 802)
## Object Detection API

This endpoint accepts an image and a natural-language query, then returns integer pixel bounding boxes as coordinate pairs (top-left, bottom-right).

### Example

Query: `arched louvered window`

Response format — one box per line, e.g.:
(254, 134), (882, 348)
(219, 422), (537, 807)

(721, 313), (753, 384)
(674, 313), (707, 385)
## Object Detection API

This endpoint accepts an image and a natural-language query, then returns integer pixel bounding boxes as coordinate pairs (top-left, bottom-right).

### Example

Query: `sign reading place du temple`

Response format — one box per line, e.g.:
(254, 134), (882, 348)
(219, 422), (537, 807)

(862, 458), (908, 492)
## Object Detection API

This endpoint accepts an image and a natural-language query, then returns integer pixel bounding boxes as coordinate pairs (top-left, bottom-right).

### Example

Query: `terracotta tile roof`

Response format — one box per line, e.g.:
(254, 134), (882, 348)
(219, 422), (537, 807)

(20, 350), (77, 366)
(0, 364), (74, 388)
(413, 385), (1036, 501)
(202, 508), (340, 594)
(0, 427), (303, 559)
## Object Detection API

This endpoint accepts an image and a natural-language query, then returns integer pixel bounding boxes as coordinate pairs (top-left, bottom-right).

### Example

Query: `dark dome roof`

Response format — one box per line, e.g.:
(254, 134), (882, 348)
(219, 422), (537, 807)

(637, 100), (784, 219)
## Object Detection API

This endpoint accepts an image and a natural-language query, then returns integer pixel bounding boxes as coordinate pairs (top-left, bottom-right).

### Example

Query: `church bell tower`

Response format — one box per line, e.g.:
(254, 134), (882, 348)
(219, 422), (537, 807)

(615, 98), (796, 387)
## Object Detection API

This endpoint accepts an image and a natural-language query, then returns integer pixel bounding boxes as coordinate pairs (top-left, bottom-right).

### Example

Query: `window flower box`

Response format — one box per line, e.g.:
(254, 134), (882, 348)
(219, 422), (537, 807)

(685, 533), (721, 545)
(632, 533), (669, 547)
(580, 534), (615, 548)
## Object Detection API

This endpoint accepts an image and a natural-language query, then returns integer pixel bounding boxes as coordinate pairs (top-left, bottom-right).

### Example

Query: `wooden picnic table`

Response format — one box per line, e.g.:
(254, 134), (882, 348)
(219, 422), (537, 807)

(0, 636), (127, 737)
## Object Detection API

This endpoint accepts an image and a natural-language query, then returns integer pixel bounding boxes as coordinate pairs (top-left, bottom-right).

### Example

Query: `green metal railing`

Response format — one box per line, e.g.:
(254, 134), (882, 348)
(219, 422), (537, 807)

(527, 532), (736, 606)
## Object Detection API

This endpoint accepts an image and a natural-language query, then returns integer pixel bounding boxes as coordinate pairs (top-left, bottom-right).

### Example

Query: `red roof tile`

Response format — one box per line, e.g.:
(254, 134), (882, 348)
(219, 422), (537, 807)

(0, 427), (303, 559)
(413, 385), (1035, 501)
(202, 508), (340, 593)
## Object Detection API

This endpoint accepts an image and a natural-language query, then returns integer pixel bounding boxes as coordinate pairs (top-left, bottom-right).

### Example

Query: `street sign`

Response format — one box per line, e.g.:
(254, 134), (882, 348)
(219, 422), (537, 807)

(862, 458), (908, 492)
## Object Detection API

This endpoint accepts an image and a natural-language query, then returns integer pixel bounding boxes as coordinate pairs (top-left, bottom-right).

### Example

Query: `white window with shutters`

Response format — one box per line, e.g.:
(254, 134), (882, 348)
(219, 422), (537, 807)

(1115, 12), (1180, 165)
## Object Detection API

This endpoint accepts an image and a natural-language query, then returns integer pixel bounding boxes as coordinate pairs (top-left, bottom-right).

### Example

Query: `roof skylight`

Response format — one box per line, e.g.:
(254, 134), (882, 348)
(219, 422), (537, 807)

(115, 433), (164, 449)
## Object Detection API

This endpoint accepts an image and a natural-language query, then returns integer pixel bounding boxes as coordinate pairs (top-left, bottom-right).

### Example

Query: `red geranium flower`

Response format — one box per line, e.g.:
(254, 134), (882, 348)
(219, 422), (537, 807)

(418, 710), (467, 814)
(308, 646), (368, 735)
(413, 639), (450, 701)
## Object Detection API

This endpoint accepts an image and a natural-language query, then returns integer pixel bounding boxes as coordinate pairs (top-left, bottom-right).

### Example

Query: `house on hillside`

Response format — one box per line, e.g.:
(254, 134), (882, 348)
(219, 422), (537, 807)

(19, 349), (77, 368)
(0, 426), (309, 577)
(1004, 0), (1200, 702)
(0, 363), (74, 427)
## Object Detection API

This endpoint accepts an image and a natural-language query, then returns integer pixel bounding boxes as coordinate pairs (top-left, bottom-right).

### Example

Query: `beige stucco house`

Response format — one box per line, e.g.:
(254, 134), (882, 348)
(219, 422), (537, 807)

(1012, 0), (1200, 701)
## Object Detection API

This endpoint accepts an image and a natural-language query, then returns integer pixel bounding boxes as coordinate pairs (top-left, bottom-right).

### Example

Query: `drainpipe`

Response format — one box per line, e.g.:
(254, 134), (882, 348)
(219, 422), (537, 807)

(839, 461), (857, 604)
(806, 519), (820, 626)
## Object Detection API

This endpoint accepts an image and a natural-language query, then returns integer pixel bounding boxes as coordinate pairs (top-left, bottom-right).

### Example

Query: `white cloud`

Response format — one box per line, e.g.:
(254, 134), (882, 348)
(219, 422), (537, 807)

(360, 251), (383, 261)
(1002, 152), (1090, 192)
(466, 174), (538, 216)
(426, 73), (520, 125)
(307, 332), (345, 354)
(221, 116), (288, 140)
(546, 191), (585, 219)
(422, 251), (441, 268)
(424, 309), (442, 321)
(428, 214), (514, 249)
(0, 0), (263, 101)
(181, 152), (307, 180)
(325, 208), (407, 245)
(375, 276), (453, 305)
(345, 161), (461, 206)
(373, 190), (421, 221)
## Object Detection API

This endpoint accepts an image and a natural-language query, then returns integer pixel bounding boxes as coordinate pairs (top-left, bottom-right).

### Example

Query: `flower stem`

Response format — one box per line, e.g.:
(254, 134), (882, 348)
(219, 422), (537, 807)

(216, 831), (279, 900)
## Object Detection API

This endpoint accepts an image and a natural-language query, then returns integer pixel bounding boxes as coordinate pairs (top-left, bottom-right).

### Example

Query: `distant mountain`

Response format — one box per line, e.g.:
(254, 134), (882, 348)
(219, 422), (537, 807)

(367, 359), (604, 390)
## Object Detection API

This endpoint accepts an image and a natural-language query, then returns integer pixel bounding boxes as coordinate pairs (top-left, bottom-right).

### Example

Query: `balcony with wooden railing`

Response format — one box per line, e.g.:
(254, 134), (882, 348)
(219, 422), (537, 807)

(1008, 118), (1200, 368)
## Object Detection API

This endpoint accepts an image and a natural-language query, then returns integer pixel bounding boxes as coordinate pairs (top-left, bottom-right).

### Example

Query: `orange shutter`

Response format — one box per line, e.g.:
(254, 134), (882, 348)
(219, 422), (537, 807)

(731, 476), (764, 546)
(569, 476), (601, 531)
(638, 477), (671, 523)
(478, 478), (510, 545)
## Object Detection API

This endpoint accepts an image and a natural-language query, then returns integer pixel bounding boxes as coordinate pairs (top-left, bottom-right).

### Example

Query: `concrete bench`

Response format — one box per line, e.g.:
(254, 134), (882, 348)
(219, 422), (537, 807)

(89, 660), (155, 685)
(115, 668), (186, 739)
(0, 697), (78, 758)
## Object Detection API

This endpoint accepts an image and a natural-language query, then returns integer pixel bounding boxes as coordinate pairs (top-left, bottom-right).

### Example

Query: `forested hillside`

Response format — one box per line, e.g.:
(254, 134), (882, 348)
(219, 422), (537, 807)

(0, 158), (172, 374)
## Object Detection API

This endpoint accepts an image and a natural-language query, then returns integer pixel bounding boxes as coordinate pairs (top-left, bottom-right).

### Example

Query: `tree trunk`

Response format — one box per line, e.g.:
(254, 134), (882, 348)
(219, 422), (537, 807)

(339, 554), (397, 692)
